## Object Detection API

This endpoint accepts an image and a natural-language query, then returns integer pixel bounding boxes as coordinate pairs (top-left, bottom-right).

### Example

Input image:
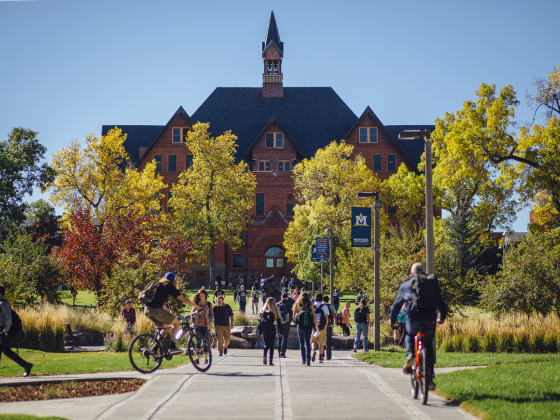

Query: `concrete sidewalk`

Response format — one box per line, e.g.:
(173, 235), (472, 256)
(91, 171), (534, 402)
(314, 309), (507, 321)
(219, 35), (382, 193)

(0, 349), (476, 419)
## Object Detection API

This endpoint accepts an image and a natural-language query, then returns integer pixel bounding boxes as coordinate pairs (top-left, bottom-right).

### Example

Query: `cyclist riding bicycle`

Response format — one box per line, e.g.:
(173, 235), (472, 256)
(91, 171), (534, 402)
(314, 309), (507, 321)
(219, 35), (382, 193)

(144, 272), (201, 354)
(389, 262), (448, 391)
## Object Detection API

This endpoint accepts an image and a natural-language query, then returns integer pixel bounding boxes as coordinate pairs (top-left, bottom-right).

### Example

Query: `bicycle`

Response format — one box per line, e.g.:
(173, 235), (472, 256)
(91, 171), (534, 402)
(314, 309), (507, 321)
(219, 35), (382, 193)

(128, 314), (212, 374)
(410, 325), (430, 404)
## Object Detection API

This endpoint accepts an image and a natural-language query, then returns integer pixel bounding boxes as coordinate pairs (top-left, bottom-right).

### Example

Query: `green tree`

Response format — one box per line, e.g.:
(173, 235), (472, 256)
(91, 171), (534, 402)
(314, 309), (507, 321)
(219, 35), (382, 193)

(170, 123), (256, 286)
(0, 229), (62, 304)
(0, 128), (55, 243)
(24, 199), (60, 247)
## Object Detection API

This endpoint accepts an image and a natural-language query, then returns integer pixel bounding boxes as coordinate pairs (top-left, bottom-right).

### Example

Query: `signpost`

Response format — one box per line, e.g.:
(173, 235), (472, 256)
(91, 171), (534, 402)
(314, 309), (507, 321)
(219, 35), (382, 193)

(351, 207), (372, 248)
(313, 238), (329, 294)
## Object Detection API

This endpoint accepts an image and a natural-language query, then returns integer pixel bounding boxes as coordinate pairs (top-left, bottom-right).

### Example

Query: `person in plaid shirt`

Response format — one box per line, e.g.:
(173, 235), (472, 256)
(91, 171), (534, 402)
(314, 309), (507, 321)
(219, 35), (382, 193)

(122, 300), (136, 333)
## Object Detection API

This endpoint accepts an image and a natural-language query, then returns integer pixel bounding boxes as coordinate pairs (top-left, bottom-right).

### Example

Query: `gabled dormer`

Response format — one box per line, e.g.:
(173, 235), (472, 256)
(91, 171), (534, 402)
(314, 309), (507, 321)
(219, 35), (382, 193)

(245, 115), (303, 173)
(262, 11), (284, 99)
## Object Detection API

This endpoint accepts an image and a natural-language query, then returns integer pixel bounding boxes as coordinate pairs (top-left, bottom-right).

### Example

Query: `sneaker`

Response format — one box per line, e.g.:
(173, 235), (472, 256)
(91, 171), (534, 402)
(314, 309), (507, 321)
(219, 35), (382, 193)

(353, 348), (357, 353)
(169, 341), (178, 350)
(224, 348), (228, 355)
(263, 357), (267, 365)
(269, 361), (274, 366)
(204, 359), (209, 364)
(302, 361), (306, 365)
(168, 347), (183, 355)
(281, 355), (287, 358)
(23, 364), (33, 378)
(312, 350), (316, 362)
(319, 358), (323, 364)
(219, 352), (223, 357)
(428, 378), (436, 391)
(402, 354), (414, 375)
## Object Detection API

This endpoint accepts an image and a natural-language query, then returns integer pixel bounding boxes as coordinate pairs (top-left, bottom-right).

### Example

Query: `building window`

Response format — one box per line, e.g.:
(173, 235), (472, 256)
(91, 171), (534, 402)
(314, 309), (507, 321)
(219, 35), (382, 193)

(359, 127), (378, 143)
(186, 154), (193, 169)
(265, 132), (284, 148)
(388, 205), (397, 216)
(173, 127), (189, 143)
(258, 161), (271, 171)
(273, 61), (278, 74)
(267, 61), (273, 73)
(256, 193), (264, 216)
(278, 161), (291, 171)
(286, 193), (295, 216)
(233, 254), (244, 268)
(168, 155), (176, 172)
(373, 154), (381, 172)
(154, 155), (162, 172)
(388, 154), (396, 172)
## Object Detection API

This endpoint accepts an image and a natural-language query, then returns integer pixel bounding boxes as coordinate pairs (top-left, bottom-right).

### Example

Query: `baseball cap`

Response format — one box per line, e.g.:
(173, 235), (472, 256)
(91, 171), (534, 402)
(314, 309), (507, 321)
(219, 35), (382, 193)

(164, 272), (176, 281)
(281, 292), (288, 298)
(125, 299), (131, 304)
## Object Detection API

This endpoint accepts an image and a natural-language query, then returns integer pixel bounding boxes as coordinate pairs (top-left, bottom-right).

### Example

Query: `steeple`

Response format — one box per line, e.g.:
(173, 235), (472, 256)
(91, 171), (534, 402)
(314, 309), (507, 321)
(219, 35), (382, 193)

(262, 11), (283, 99)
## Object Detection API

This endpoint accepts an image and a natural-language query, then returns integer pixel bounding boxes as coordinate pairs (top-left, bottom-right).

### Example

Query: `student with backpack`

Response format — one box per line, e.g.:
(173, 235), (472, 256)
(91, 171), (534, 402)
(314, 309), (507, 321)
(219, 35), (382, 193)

(332, 289), (342, 312)
(0, 285), (32, 377)
(293, 293), (319, 366)
(258, 297), (281, 365)
(389, 263), (448, 391)
(355, 290), (364, 306)
(311, 293), (330, 363)
(353, 298), (371, 352)
(322, 296), (336, 361)
(276, 292), (295, 358)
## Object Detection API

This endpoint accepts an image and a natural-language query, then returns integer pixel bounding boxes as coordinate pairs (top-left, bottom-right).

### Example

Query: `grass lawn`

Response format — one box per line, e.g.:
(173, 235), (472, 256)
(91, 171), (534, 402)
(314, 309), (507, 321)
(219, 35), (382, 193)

(436, 361), (560, 420)
(0, 416), (67, 420)
(355, 346), (560, 368)
(59, 290), (97, 307)
(0, 349), (189, 378)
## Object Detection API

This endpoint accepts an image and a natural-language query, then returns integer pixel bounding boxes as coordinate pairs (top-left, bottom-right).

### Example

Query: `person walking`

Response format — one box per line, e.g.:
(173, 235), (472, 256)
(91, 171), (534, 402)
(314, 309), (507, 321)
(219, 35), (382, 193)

(280, 277), (287, 294)
(341, 301), (352, 336)
(293, 293), (319, 366)
(332, 289), (342, 312)
(121, 300), (136, 333)
(291, 288), (301, 301)
(355, 290), (364, 305)
(288, 278), (296, 295)
(214, 296), (234, 356)
(311, 293), (329, 363)
(251, 286), (260, 314)
(70, 287), (78, 306)
(216, 273), (223, 289)
(192, 289), (214, 364)
(227, 273), (234, 291)
(0, 285), (32, 377)
(258, 297), (280, 366)
(322, 295), (336, 361)
(213, 285), (226, 304)
(277, 292), (295, 358)
(353, 298), (370, 353)
(235, 285), (248, 313)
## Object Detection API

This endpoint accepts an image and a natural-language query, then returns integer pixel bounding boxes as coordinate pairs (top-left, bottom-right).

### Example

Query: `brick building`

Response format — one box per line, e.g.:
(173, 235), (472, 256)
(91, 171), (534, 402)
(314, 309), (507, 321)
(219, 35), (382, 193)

(102, 12), (432, 288)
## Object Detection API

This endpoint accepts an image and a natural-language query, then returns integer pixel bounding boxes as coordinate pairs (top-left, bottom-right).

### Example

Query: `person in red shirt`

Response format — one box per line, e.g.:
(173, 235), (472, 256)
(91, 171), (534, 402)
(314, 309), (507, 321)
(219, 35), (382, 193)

(121, 300), (136, 333)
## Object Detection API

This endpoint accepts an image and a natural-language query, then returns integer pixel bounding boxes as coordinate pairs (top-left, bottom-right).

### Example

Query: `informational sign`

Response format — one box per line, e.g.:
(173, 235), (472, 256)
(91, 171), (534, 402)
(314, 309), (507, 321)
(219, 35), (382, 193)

(315, 237), (329, 260)
(351, 207), (372, 247)
(311, 245), (318, 262)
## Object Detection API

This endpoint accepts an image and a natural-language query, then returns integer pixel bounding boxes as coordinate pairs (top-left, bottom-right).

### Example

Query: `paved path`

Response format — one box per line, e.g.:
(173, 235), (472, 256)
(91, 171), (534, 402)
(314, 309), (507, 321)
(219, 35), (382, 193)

(0, 349), (476, 419)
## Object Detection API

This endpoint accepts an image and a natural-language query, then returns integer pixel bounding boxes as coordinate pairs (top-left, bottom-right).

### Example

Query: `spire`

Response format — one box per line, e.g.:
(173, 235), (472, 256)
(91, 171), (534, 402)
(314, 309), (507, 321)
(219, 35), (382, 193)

(262, 11), (283, 56)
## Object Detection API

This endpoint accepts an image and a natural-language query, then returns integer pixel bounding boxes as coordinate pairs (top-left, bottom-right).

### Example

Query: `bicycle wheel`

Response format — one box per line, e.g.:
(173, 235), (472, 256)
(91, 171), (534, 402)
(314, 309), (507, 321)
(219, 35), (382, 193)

(410, 356), (419, 399)
(419, 348), (429, 405)
(129, 333), (163, 374)
(186, 332), (212, 372)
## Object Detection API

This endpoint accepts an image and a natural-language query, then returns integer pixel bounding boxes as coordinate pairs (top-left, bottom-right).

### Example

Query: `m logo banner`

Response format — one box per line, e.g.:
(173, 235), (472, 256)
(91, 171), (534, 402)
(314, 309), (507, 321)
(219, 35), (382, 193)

(351, 207), (371, 247)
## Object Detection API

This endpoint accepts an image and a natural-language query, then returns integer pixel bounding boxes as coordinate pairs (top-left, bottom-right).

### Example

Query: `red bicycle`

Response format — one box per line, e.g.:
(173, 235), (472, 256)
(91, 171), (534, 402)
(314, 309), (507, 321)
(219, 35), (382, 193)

(410, 325), (430, 404)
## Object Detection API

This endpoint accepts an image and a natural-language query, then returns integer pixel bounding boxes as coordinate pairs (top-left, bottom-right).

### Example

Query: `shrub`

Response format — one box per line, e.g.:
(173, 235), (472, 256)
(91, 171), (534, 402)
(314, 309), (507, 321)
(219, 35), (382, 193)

(440, 337), (454, 352)
(482, 334), (497, 353)
(464, 335), (480, 353)
(530, 334), (545, 353)
(496, 332), (514, 353)
(514, 333), (530, 353)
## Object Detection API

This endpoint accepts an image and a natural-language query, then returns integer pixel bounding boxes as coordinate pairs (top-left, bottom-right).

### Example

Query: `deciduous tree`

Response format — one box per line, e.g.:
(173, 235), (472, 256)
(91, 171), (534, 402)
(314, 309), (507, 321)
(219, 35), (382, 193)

(170, 123), (256, 286)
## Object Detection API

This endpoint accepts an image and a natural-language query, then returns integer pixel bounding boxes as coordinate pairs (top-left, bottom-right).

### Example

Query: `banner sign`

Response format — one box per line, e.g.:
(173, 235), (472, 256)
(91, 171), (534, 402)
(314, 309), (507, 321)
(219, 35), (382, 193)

(315, 237), (329, 260)
(311, 245), (318, 262)
(351, 207), (372, 247)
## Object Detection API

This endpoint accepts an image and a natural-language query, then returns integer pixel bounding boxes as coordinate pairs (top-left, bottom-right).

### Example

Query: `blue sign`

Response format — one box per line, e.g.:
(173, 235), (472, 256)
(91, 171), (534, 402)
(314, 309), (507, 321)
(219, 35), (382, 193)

(311, 245), (318, 262)
(351, 207), (372, 247)
(315, 237), (329, 260)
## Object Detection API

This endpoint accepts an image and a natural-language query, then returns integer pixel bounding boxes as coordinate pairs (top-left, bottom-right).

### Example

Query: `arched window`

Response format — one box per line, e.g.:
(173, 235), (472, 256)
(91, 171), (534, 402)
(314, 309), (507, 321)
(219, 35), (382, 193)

(265, 246), (285, 257)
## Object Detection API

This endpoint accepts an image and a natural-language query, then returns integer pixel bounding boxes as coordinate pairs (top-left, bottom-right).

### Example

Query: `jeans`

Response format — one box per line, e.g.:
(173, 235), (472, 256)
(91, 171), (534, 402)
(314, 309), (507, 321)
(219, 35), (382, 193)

(354, 323), (368, 351)
(326, 326), (333, 360)
(263, 333), (276, 362)
(405, 319), (436, 375)
(297, 326), (312, 365)
(195, 326), (209, 354)
(239, 300), (246, 312)
(0, 334), (31, 370)
(278, 323), (291, 356)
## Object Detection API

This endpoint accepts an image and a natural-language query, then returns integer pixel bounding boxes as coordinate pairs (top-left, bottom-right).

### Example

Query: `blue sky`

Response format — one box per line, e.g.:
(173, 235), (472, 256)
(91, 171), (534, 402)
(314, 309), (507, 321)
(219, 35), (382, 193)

(1, 0), (559, 231)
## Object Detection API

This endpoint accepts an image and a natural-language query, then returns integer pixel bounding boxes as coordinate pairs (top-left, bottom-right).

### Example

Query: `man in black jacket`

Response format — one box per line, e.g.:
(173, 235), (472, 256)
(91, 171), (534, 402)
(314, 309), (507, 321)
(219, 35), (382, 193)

(0, 285), (32, 377)
(214, 296), (234, 356)
(389, 263), (448, 390)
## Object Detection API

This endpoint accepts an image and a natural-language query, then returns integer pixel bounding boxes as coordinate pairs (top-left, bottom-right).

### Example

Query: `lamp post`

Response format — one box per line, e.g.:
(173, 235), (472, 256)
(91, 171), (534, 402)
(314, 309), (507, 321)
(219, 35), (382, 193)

(323, 228), (333, 303)
(357, 191), (380, 350)
(398, 129), (434, 275)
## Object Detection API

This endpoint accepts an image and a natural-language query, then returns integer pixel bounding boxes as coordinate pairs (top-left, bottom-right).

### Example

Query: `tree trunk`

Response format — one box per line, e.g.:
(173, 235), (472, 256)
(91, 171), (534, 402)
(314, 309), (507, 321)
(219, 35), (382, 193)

(209, 245), (215, 289)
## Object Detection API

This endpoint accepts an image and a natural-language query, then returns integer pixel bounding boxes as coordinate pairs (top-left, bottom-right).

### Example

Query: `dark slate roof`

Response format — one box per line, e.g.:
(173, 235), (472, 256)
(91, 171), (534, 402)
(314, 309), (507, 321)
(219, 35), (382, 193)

(262, 11), (283, 55)
(191, 87), (358, 161)
(101, 125), (164, 164)
(385, 125), (435, 170)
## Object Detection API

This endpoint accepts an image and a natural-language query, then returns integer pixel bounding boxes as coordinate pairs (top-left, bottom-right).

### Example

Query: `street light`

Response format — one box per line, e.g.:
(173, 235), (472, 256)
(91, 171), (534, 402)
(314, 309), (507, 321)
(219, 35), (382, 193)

(357, 191), (380, 351)
(398, 129), (434, 275)
(324, 228), (333, 304)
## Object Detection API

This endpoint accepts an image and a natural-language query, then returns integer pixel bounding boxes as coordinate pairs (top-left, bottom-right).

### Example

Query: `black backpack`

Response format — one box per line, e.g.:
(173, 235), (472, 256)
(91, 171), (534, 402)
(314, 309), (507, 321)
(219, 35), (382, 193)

(354, 306), (368, 323)
(277, 301), (290, 324)
(335, 312), (343, 326)
(296, 306), (313, 331)
(258, 311), (276, 335)
(411, 274), (440, 310)
(314, 304), (327, 330)
(325, 304), (335, 326)
(138, 281), (160, 305)
(9, 309), (22, 336)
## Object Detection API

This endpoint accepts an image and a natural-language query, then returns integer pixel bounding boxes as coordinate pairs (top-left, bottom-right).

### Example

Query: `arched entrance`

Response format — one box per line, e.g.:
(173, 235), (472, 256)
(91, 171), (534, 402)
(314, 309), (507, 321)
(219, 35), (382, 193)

(264, 246), (286, 279)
